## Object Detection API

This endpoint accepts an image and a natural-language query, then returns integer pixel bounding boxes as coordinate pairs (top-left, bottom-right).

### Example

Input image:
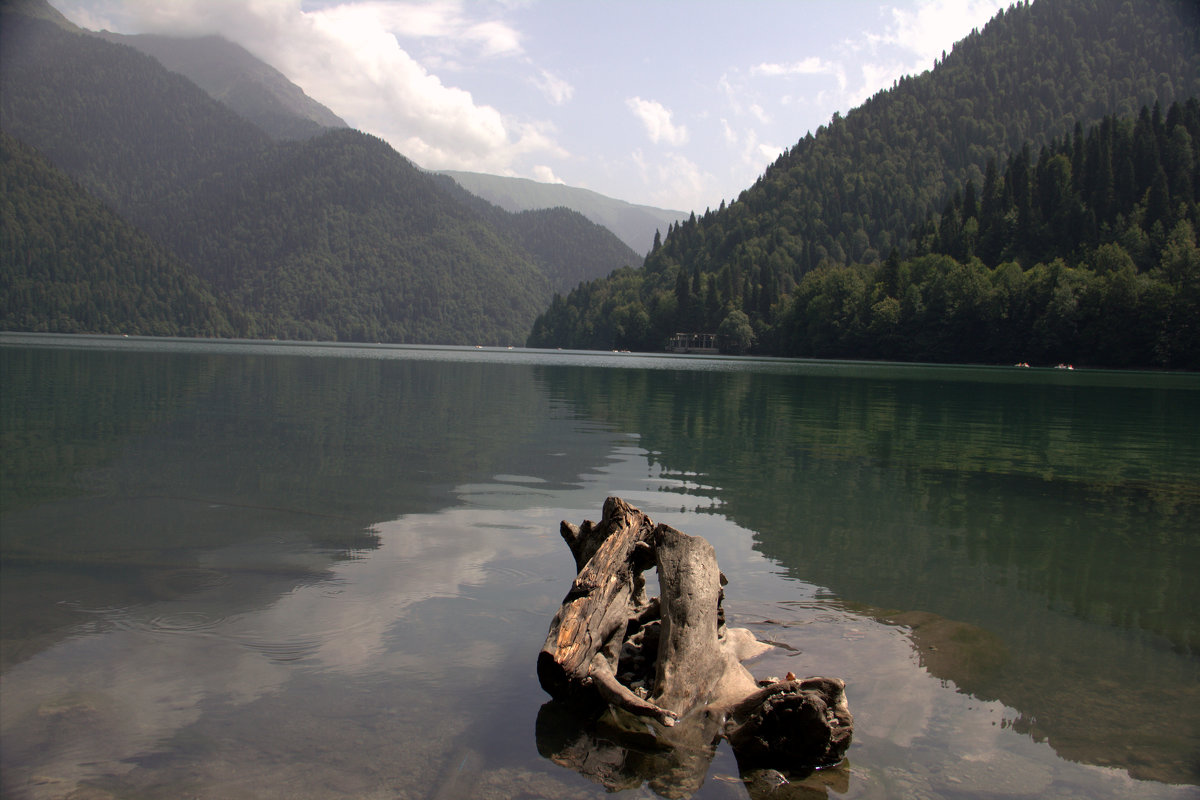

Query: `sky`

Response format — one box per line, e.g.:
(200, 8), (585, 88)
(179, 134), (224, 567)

(57, 0), (1010, 214)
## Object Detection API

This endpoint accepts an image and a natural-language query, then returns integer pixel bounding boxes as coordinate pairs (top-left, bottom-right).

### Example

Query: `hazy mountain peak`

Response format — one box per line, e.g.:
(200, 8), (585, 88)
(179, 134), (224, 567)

(1, 12), (641, 345)
(440, 170), (685, 255)
(0, 0), (79, 31)
(94, 31), (348, 141)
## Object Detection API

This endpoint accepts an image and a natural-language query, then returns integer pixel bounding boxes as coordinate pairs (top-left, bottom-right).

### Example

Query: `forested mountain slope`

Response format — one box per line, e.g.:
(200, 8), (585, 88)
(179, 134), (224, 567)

(442, 169), (685, 255)
(0, 131), (240, 337)
(430, 174), (642, 295)
(154, 128), (555, 343)
(0, 4), (639, 344)
(774, 101), (1199, 370)
(88, 27), (642, 299)
(505, 206), (643, 296)
(529, 0), (1200, 367)
(0, 11), (271, 220)
(94, 32), (349, 141)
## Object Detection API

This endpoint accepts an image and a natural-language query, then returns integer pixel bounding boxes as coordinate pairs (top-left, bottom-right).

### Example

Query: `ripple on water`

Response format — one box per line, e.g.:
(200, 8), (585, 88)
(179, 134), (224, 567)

(142, 611), (228, 636)
(143, 568), (230, 600)
(479, 562), (557, 586)
(232, 636), (324, 663)
(59, 569), (383, 669)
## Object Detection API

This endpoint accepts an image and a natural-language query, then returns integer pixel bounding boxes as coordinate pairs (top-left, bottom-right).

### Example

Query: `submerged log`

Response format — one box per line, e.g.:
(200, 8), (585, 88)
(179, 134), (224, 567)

(537, 497), (853, 789)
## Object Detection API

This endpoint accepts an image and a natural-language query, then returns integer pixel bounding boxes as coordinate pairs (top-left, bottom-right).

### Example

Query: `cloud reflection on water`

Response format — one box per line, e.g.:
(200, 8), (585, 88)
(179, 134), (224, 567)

(0, 499), (559, 798)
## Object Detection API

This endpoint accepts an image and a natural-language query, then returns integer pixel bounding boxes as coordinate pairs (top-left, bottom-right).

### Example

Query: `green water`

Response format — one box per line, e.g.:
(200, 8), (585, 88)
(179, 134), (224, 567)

(2, 333), (1198, 799)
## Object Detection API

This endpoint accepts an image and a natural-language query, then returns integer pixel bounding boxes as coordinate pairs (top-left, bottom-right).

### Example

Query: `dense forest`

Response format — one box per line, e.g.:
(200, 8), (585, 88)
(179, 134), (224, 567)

(0, 131), (242, 336)
(528, 0), (1200, 368)
(0, 4), (638, 344)
(147, 129), (553, 343)
(864, 101), (1200, 368)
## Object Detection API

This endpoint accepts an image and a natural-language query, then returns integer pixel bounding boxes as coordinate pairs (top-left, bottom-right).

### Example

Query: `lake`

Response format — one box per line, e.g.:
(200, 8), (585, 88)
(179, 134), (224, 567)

(1, 332), (1198, 800)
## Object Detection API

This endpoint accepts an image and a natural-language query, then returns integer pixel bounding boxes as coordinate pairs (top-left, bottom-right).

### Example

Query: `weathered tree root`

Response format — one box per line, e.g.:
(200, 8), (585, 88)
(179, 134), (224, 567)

(726, 677), (854, 771)
(537, 497), (853, 787)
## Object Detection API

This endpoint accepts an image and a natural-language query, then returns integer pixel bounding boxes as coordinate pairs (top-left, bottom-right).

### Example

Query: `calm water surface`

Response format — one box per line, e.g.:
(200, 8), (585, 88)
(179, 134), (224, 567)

(2, 333), (1198, 800)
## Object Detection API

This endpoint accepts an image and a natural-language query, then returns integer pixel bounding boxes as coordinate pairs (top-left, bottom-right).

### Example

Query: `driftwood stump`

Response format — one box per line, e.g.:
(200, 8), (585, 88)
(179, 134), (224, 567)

(537, 498), (852, 795)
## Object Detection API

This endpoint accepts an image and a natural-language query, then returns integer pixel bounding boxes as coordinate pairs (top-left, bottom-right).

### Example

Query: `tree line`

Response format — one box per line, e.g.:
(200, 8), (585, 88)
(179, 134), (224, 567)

(774, 100), (1198, 369)
(528, 0), (1200, 368)
(532, 101), (1199, 368)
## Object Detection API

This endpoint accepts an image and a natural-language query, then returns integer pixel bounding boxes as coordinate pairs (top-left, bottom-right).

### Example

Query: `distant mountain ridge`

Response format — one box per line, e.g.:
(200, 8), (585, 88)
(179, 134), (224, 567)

(0, 0), (74, 29)
(81, 13), (676, 256)
(94, 32), (349, 141)
(0, 1), (639, 344)
(97, 27), (673, 255)
(6, 0), (666, 260)
(441, 170), (685, 255)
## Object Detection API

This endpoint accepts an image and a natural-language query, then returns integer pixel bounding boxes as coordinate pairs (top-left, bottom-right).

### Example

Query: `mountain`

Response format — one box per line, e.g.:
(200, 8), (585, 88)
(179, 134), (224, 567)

(507, 207), (644, 293)
(1, 8), (273, 219)
(94, 32), (349, 141)
(430, 174), (642, 295)
(0, 2), (638, 344)
(149, 127), (560, 343)
(83, 23), (662, 269)
(87, 26), (641, 295)
(765, 101), (1199, 370)
(441, 169), (685, 256)
(528, 0), (1200, 368)
(0, 0), (75, 29)
(0, 130), (241, 336)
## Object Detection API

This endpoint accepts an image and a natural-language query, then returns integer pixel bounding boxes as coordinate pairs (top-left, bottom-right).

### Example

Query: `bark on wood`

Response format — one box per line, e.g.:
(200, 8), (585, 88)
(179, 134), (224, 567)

(537, 497), (853, 790)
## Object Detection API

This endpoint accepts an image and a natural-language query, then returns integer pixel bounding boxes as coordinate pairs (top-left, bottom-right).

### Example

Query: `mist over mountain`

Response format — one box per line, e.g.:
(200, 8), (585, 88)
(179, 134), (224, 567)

(94, 32), (349, 142)
(96, 27), (675, 258)
(441, 169), (685, 256)
(0, 0), (639, 344)
(0, 0), (74, 29)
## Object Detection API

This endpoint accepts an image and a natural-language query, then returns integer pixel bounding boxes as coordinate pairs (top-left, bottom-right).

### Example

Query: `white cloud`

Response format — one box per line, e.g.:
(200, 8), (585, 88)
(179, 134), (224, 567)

(751, 56), (834, 77)
(626, 97), (689, 147)
(717, 74), (740, 113)
(844, 0), (1006, 105)
(737, 0), (1006, 140)
(54, 1), (118, 31)
(632, 149), (713, 211)
(533, 69), (573, 105)
(531, 165), (564, 184)
(292, 7), (524, 169)
(63, 0), (560, 175)
(752, 138), (782, 165)
(719, 120), (781, 171)
(54, 0), (1015, 213)
(720, 118), (738, 146)
(462, 19), (522, 57)
(877, 0), (1005, 67)
(321, 1), (522, 57)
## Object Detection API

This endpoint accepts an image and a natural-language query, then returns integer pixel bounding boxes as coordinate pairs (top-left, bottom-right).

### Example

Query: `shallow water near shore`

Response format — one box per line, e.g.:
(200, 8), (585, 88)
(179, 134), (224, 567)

(2, 333), (1198, 799)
